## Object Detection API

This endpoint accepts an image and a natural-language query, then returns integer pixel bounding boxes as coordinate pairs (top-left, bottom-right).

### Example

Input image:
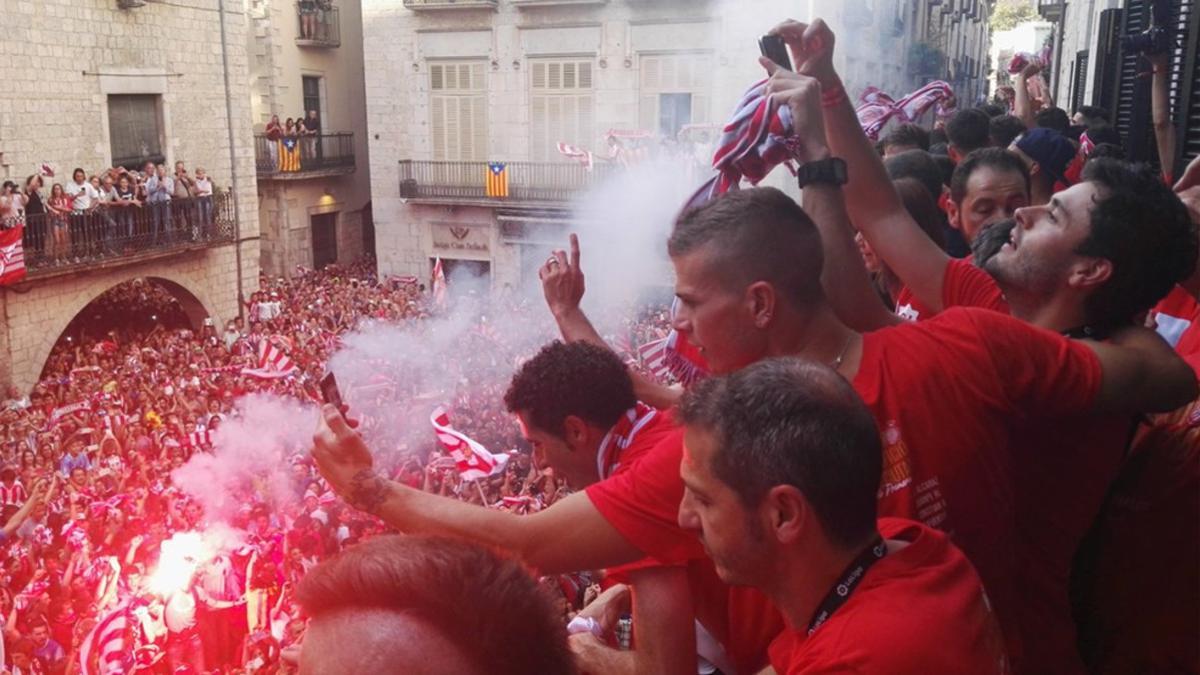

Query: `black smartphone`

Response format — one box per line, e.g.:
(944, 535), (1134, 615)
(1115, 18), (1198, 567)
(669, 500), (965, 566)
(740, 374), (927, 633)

(319, 371), (344, 411)
(759, 35), (792, 71)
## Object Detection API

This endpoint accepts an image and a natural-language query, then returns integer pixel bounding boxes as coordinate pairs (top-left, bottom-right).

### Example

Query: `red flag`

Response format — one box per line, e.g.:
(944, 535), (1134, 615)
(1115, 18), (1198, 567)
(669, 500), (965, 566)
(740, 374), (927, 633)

(0, 226), (26, 286)
(431, 257), (447, 310)
(430, 407), (507, 481)
(80, 602), (131, 675)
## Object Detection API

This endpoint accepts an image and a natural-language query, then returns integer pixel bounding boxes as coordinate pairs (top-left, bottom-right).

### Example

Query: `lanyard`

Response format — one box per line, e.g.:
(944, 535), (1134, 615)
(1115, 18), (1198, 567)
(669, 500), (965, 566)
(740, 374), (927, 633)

(807, 535), (887, 636)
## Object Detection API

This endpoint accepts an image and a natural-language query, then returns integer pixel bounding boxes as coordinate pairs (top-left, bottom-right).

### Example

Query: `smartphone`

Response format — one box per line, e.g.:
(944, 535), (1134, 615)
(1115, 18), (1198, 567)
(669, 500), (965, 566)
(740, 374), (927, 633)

(758, 35), (792, 71)
(319, 371), (344, 411)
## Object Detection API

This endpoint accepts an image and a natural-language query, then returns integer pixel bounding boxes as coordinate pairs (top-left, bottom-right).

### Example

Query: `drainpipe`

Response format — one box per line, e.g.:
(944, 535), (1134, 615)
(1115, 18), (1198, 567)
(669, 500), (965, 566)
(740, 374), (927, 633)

(218, 0), (245, 321)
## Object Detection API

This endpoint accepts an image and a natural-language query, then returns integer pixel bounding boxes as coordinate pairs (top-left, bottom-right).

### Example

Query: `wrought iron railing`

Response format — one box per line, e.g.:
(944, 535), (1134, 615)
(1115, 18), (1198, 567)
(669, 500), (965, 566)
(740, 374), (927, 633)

(6, 192), (236, 276)
(296, 3), (340, 47)
(398, 160), (618, 203)
(255, 132), (355, 176)
(402, 0), (498, 9)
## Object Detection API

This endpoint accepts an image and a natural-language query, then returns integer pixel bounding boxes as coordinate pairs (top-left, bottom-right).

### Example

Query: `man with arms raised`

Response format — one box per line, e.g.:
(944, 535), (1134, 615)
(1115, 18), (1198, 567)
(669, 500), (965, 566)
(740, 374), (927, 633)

(677, 358), (1007, 673)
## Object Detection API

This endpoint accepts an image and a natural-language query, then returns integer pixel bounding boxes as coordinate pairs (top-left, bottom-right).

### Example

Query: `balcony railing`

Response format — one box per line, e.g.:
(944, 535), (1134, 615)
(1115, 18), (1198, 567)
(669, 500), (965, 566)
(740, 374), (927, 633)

(7, 193), (236, 277)
(398, 160), (619, 204)
(402, 0), (498, 10)
(296, 3), (340, 47)
(255, 133), (355, 179)
(1037, 0), (1063, 21)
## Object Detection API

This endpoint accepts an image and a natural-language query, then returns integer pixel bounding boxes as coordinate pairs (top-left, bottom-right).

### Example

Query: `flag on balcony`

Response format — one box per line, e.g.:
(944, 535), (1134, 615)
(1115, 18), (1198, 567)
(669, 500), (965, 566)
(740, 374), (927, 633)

(0, 226), (26, 287)
(485, 162), (508, 198)
(278, 137), (302, 172)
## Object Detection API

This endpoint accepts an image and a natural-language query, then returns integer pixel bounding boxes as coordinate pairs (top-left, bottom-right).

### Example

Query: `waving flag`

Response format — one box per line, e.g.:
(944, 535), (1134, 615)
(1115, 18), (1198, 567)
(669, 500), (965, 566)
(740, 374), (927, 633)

(557, 143), (595, 171)
(242, 336), (298, 379)
(431, 257), (447, 310)
(637, 337), (671, 383)
(80, 602), (131, 675)
(0, 226), (27, 286)
(485, 162), (509, 198)
(431, 407), (507, 481)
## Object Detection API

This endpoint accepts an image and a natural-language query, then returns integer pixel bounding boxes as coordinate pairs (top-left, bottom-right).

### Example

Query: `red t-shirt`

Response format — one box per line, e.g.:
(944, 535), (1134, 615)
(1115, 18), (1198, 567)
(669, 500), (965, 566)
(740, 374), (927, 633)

(1153, 284), (1200, 377)
(893, 258), (1008, 321)
(767, 518), (1009, 674)
(588, 307), (1103, 665)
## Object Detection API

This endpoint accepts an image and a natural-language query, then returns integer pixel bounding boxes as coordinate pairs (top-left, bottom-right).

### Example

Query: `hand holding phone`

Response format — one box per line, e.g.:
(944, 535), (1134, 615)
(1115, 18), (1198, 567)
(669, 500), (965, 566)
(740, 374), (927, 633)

(759, 35), (793, 71)
(319, 371), (344, 414)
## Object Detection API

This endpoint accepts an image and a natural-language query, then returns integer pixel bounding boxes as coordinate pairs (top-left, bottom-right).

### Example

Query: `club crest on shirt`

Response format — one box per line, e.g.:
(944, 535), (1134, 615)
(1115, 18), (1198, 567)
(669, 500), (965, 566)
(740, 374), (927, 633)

(878, 420), (912, 498)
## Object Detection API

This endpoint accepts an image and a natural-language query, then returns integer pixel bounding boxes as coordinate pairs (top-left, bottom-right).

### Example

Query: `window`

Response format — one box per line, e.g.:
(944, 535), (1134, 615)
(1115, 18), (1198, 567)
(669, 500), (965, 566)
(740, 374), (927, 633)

(108, 95), (164, 170)
(430, 62), (488, 161)
(302, 75), (323, 129)
(530, 59), (594, 161)
(639, 54), (712, 137)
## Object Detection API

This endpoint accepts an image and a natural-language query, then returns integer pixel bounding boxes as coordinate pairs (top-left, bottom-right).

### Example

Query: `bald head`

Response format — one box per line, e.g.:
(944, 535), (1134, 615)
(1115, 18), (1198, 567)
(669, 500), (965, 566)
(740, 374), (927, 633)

(678, 358), (881, 549)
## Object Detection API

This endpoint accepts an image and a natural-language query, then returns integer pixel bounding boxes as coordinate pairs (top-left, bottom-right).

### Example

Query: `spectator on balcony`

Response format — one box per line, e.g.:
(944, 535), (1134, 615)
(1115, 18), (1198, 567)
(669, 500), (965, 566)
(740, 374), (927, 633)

(265, 114), (283, 170)
(94, 174), (120, 255)
(306, 109), (322, 161)
(23, 175), (45, 262)
(112, 173), (141, 245)
(0, 180), (27, 228)
(46, 183), (72, 264)
(145, 164), (175, 245)
(299, 0), (318, 40)
(194, 168), (214, 238)
(279, 119), (303, 173)
(65, 168), (99, 261)
(174, 161), (197, 241)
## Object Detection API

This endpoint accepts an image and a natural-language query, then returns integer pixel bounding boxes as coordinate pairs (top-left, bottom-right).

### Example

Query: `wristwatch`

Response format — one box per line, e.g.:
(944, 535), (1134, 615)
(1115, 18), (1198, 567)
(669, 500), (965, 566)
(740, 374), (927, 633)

(796, 157), (848, 188)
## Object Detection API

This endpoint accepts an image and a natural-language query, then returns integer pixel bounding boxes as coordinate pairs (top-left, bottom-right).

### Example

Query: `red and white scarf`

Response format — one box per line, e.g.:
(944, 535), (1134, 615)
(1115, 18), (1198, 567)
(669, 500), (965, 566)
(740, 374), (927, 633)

(595, 403), (658, 480)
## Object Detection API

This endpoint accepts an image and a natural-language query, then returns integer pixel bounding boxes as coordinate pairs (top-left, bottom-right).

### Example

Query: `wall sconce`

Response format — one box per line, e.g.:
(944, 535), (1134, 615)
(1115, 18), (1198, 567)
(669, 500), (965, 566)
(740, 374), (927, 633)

(412, 63), (419, 72)
(599, 57), (608, 69)
(623, 57), (632, 69)
(512, 59), (521, 70)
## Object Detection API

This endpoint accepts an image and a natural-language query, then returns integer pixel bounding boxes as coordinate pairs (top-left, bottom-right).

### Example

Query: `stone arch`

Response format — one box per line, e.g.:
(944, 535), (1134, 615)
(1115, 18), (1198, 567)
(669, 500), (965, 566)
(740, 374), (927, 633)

(32, 275), (217, 384)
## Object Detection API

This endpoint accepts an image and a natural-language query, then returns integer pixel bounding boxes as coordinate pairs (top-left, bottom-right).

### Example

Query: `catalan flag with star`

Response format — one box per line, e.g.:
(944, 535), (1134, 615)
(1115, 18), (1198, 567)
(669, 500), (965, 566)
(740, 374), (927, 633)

(485, 162), (509, 198)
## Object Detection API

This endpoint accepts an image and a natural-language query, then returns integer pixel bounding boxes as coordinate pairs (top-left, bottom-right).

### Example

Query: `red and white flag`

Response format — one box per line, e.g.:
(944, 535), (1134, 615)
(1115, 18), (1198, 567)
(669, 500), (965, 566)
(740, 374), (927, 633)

(431, 257), (448, 310)
(637, 337), (671, 383)
(557, 142), (594, 171)
(186, 429), (213, 449)
(430, 407), (507, 482)
(0, 226), (27, 287)
(80, 602), (130, 675)
(241, 336), (298, 379)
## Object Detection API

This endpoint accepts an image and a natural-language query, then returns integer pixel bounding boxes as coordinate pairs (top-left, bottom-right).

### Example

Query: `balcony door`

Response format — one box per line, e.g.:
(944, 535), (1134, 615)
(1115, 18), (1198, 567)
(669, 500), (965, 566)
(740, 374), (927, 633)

(311, 212), (338, 269)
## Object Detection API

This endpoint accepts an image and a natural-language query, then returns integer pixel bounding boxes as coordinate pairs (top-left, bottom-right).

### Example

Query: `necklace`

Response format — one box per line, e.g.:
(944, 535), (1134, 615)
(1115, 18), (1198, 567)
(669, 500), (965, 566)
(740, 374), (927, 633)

(830, 334), (855, 369)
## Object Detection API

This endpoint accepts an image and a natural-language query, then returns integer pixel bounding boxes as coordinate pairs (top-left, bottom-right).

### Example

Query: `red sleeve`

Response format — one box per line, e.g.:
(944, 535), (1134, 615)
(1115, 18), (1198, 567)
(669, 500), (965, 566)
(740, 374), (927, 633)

(942, 259), (1009, 313)
(960, 308), (1103, 416)
(585, 428), (706, 565)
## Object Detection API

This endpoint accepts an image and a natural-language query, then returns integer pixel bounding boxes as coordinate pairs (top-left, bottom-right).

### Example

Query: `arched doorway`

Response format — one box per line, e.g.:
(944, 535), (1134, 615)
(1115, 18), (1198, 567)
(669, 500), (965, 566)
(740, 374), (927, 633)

(39, 277), (212, 382)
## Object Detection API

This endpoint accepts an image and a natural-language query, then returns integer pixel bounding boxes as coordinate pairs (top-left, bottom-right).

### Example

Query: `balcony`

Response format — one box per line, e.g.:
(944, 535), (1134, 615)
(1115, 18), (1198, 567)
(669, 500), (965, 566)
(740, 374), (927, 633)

(296, 3), (340, 48)
(512, 0), (608, 7)
(17, 193), (236, 279)
(398, 160), (618, 206)
(402, 0), (497, 10)
(1037, 0), (1063, 21)
(255, 133), (355, 180)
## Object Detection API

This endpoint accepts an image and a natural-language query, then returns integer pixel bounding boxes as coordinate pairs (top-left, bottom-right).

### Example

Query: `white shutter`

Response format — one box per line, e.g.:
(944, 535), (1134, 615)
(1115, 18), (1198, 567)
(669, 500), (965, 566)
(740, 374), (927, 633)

(530, 58), (595, 160)
(639, 53), (714, 135)
(431, 96), (447, 159)
(428, 60), (488, 161)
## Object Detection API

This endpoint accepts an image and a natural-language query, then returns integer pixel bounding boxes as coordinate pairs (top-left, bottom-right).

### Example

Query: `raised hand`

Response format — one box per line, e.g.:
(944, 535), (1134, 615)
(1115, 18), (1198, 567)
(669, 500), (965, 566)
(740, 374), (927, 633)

(538, 233), (586, 318)
(311, 404), (387, 514)
(761, 59), (832, 162)
(769, 18), (837, 85)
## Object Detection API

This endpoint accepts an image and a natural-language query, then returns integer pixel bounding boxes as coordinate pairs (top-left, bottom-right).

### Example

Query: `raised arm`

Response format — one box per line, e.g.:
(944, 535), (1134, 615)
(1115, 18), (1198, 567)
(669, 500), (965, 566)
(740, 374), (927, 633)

(312, 405), (644, 574)
(1013, 64), (1039, 129)
(760, 56), (901, 331)
(1148, 52), (1177, 183)
(772, 19), (953, 314)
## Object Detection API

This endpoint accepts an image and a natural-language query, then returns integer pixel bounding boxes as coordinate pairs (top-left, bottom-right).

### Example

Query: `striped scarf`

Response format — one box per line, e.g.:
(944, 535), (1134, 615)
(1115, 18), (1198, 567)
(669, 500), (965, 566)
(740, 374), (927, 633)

(596, 403), (658, 480)
(855, 81), (955, 141)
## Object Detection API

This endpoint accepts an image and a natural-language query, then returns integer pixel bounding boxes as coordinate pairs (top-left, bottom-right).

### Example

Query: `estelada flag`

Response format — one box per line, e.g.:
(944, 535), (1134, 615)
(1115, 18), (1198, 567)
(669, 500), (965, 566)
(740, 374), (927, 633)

(0, 226), (27, 286)
(485, 162), (508, 198)
(278, 137), (302, 172)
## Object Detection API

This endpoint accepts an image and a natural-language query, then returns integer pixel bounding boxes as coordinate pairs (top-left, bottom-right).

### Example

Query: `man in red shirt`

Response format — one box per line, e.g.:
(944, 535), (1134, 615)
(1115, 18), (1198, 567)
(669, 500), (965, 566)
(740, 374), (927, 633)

(790, 17), (1197, 672)
(676, 358), (1007, 673)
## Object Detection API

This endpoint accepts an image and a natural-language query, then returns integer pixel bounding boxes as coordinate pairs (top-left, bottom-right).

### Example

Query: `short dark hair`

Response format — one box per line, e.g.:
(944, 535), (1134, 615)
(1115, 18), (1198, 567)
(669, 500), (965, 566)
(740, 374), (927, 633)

(1035, 107), (1071, 134)
(950, 148), (1031, 206)
(298, 535), (577, 675)
(678, 358), (881, 549)
(882, 123), (931, 153)
(989, 114), (1027, 149)
(946, 109), (992, 156)
(884, 150), (944, 202)
(1077, 158), (1199, 328)
(977, 103), (1005, 118)
(1076, 105), (1109, 127)
(929, 128), (949, 146)
(504, 340), (635, 438)
(669, 187), (824, 308)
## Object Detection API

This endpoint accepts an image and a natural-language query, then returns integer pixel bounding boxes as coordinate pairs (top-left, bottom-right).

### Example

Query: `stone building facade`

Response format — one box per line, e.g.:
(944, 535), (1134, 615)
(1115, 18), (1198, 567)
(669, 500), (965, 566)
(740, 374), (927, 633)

(363, 0), (993, 289)
(0, 0), (260, 391)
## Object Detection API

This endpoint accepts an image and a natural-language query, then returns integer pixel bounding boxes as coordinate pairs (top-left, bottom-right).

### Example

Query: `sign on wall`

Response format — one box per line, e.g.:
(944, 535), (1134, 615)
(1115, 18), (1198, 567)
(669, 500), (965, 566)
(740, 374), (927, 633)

(432, 223), (490, 258)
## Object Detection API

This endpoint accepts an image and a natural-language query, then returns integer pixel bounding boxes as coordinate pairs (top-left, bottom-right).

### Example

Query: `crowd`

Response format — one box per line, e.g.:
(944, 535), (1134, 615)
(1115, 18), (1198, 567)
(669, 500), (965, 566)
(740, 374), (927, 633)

(1, 14), (1199, 675)
(0, 161), (221, 269)
(261, 112), (323, 174)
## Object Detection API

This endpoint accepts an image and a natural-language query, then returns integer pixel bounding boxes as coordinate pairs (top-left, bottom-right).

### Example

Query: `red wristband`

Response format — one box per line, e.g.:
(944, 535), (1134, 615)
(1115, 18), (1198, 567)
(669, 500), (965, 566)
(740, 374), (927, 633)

(821, 82), (847, 108)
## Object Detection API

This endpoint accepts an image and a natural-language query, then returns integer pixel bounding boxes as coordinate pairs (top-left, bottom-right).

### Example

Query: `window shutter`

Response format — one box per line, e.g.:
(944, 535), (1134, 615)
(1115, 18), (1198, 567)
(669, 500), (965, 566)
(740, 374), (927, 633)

(428, 60), (488, 161)
(530, 58), (595, 160)
(431, 96), (447, 159)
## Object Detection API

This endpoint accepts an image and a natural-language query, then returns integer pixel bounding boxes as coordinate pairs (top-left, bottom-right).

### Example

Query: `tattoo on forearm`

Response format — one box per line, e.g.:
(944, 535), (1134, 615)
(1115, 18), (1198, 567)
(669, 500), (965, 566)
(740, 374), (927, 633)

(348, 469), (389, 514)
